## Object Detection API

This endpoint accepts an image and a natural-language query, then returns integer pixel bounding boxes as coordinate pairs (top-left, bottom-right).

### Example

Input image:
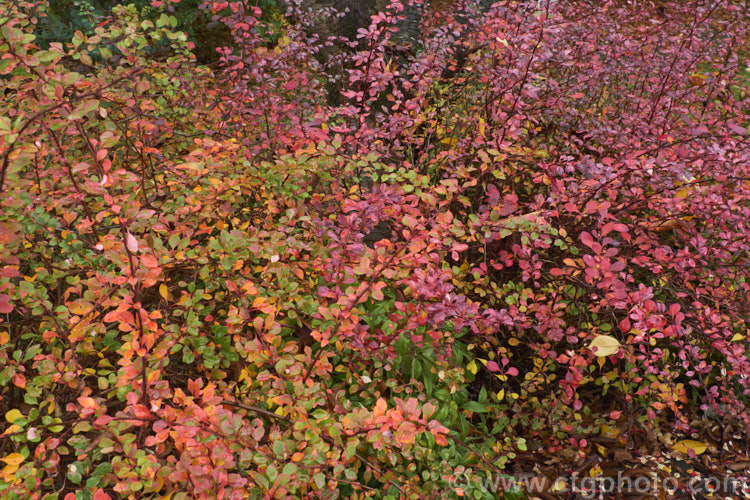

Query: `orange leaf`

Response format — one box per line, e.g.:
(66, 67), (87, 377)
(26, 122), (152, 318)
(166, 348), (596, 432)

(141, 254), (159, 269)
(78, 397), (97, 410)
(12, 374), (25, 389)
(373, 398), (388, 420)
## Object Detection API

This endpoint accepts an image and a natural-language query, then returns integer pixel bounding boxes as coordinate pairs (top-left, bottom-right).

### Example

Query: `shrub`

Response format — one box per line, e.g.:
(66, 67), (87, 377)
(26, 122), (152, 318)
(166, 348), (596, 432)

(1, 0), (749, 498)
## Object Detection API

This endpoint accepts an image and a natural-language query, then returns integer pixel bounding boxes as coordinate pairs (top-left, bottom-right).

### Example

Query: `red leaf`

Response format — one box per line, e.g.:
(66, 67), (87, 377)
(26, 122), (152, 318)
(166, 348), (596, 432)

(132, 404), (151, 419)
(0, 294), (13, 314)
(564, 202), (579, 213)
(580, 231), (594, 248)
(0, 222), (20, 245)
(485, 360), (500, 372)
(0, 267), (19, 278)
(619, 318), (631, 333)
(93, 489), (112, 500)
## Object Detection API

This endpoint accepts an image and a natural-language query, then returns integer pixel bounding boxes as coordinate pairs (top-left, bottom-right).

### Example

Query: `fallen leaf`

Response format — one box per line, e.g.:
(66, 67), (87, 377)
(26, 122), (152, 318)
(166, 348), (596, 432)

(588, 335), (621, 357)
(672, 440), (707, 455)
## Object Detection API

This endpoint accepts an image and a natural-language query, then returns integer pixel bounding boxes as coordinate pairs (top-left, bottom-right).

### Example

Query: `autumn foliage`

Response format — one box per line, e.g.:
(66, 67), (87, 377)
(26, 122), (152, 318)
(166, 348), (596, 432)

(1, 0), (749, 498)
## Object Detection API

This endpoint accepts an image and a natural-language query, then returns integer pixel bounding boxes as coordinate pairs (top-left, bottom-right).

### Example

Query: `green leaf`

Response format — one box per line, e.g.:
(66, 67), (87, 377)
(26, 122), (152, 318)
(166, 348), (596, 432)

(67, 99), (100, 121)
(464, 401), (488, 413)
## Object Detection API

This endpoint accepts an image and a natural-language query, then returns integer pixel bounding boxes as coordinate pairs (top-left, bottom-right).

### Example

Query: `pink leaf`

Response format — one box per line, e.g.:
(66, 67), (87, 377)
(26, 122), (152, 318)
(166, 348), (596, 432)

(0, 267), (19, 278)
(0, 294), (13, 314)
(125, 232), (139, 253)
(729, 123), (748, 135)
(580, 231), (594, 248)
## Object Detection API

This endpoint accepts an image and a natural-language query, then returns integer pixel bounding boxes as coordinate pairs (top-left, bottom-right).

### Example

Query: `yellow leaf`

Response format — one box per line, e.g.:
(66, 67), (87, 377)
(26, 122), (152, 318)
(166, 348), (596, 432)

(600, 425), (619, 438)
(731, 334), (745, 342)
(550, 478), (568, 492)
(0, 331), (8, 345)
(0, 453), (24, 466)
(5, 409), (22, 424)
(588, 335), (621, 357)
(238, 368), (252, 384)
(688, 74), (706, 86)
(673, 440), (707, 455)
(2, 463), (20, 483)
(159, 284), (169, 301)
(675, 188), (688, 199)
(497, 388), (505, 401)
(467, 360), (477, 375)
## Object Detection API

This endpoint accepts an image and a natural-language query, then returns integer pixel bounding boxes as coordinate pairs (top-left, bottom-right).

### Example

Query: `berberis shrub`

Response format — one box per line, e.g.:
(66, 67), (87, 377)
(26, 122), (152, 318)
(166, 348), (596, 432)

(0, 0), (749, 498)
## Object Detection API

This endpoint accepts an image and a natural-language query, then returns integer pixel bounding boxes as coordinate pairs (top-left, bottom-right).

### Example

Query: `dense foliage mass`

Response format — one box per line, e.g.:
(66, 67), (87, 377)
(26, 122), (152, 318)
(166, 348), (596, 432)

(1, 0), (749, 498)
